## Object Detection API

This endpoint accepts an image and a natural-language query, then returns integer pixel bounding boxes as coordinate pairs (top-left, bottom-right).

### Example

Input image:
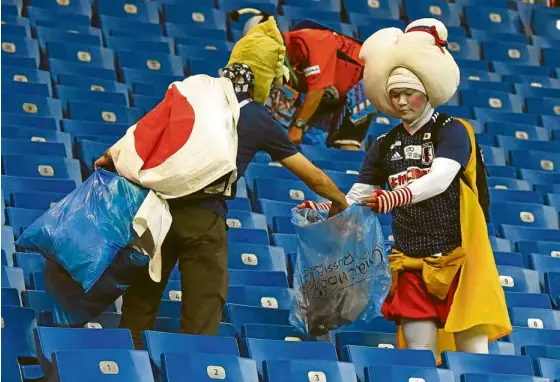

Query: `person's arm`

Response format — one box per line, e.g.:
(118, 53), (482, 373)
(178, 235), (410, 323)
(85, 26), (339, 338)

(280, 153), (349, 215)
(287, 88), (325, 144)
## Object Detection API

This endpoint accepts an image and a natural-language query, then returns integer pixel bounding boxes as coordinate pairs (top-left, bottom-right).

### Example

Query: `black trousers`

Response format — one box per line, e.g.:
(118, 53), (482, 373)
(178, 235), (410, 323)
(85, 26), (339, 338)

(119, 203), (228, 349)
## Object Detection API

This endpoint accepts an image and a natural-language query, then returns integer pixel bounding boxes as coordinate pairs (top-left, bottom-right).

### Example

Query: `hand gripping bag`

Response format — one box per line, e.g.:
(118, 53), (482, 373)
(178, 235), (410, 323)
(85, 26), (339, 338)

(290, 204), (391, 336)
(17, 169), (159, 325)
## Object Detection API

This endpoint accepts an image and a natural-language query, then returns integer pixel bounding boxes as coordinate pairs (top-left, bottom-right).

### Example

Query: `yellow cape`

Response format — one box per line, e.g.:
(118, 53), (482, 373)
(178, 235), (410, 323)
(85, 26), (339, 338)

(396, 118), (512, 363)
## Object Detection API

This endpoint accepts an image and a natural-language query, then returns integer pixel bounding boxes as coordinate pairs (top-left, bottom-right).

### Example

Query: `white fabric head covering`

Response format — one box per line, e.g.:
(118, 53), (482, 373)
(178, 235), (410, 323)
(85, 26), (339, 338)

(386, 67), (426, 94)
(359, 18), (460, 118)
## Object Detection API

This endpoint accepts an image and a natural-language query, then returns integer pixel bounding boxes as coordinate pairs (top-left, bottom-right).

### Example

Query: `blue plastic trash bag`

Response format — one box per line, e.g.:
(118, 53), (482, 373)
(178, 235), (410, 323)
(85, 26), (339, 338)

(17, 169), (150, 325)
(290, 204), (391, 336)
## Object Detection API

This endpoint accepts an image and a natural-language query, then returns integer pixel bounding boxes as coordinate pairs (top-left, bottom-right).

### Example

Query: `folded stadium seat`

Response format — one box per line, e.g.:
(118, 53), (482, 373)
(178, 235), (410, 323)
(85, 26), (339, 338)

(265, 360), (358, 382)
(464, 6), (520, 34)
(51, 349), (154, 382)
(474, 108), (540, 126)
(489, 189), (543, 205)
(188, 58), (225, 77)
(1, 36), (40, 66)
(254, 178), (320, 204)
(271, 216), (293, 234)
(3, 126), (69, 147)
(505, 291), (552, 309)
(372, 114), (401, 126)
(282, 5), (342, 24)
(479, 146), (507, 166)
(314, 160), (362, 174)
(228, 243), (287, 273)
(345, 0), (400, 21)
(1, 175), (75, 207)
(515, 83), (560, 100)
(503, 225), (560, 245)
(365, 365), (454, 382)
(497, 265), (540, 293)
(62, 119), (128, 139)
(2, 0), (21, 16)
(2, 66), (51, 92)
(459, 80), (511, 93)
(228, 228), (270, 245)
(271, 233), (297, 254)
(229, 269), (288, 288)
(46, 42), (114, 70)
(121, 69), (182, 92)
(494, 252), (524, 268)
(356, 18), (406, 39)
(13, 252), (45, 289)
(461, 69), (502, 83)
(441, 352), (533, 381)
(503, 75), (559, 89)
(285, 0), (341, 11)
(531, 35), (560, 50)
(162, 353), (259, 382)
(21, 289), (55, 318)
(3, 81), (51, 97)
(461, 90), (523, 113)
(2, 287), (21, 306)
(77, 139), (110, 173)
(56, 86), (129, 111)
(34, 327), (134, 379)
(97, 0), (159, 24)
(482, 42), (540, 66)
(342, 346), (435, 382)
(498, 137), (559, 156)
(258, 199), (295, 229)
(244, 163), (298, 197)
(227, 197), (252, 212)
(1, 94), (63, 123)
(240, 323), (314, 342)
(404, 0), (461, 27)
(526, 97), (560, 117)
(242, 338), (338, 377)
(226, 210), (268, 233)
(335, 331), (398, 354)
(117, 52), (185, 80)
(454, 58), (490, 72)
(545, 272), (560, 308)
(227, 285), (291, 310)
(2, 140), (68, 160)
(27, 0), (91, 16)
(523, 344), (560, 361)
(531, 253), (560, 279)
(508, 306), (560, 330)
(5, 207), (44, 236)
(2, 265), (25, 294)
(546, 194), (560, 211)
(489, 122), (551, 141)
(26, 6), (91, 28)
(534, 357), (560, 381)
(2, 52), (38, 68)
(493, 63), (552, 80)
(177, 44), (230, 64)
(153, 318), (236, 336)
(470, 29), (528, 44)
(542, 114), (560, 131)
(47, 58), (117, 82)
(99, 14), (163, 36)
(531, 7), (560, 38)
(510, 150), (560, 172)
(236, 177), (248, 200)
(2, 306), (39, 374)
(36, 26), (102, 52)
(225, 303), (291, 329)
(300, 145), (365, 163)
(163, 3), (227, 31)
(68, 102), (142, 125)
(166, 25), (229, 46)
(106, 36), (172, 55)
(508, 327), (560, 354)
(517, 240), (560, 257)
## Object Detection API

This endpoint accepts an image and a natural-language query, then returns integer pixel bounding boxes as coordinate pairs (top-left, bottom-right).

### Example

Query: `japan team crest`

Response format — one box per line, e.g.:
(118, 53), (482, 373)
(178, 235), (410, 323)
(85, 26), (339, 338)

(421, 142), (434, 165)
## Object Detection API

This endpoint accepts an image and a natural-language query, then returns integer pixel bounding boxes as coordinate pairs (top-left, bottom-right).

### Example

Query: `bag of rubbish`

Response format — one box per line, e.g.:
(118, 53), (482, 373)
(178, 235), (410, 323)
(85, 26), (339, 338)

(290, 204), (391, 336)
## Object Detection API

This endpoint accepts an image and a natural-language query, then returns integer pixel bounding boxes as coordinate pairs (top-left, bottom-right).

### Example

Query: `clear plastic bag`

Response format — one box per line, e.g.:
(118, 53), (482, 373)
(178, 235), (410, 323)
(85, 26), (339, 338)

(290, 204), (391, 336)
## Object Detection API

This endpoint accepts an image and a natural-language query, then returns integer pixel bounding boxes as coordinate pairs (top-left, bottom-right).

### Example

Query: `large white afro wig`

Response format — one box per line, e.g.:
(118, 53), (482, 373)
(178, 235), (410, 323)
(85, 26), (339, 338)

(359, 18), (460, 118)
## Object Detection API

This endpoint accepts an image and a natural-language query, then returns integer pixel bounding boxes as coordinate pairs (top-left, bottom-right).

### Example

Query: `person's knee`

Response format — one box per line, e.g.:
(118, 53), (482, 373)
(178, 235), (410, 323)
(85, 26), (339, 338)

(454, 325), (489, 354)
(402, 319), (439, 354)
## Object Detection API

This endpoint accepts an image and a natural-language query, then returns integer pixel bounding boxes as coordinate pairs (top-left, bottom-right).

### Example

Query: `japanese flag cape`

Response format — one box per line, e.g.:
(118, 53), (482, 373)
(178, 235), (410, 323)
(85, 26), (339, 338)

(108, 74), (240, 281)
(109, 74), (240, 200)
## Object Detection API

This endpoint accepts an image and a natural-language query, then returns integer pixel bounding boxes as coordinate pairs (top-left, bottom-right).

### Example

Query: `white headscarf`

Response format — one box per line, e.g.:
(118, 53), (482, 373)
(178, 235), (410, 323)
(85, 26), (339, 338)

(387, 67), (434, 129)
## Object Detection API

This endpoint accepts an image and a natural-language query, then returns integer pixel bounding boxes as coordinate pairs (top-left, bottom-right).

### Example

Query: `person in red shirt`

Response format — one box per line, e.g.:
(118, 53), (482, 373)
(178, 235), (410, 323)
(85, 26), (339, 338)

(232, 11), (373, 150)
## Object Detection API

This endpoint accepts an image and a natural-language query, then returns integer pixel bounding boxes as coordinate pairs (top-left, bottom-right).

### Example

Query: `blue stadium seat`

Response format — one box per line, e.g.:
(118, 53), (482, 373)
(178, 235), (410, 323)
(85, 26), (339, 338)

(131, 94), (161, 114)
(226, 210), (268, 232)
(255, 178), (319, 204)
(455, 58), (490, 71)
(2, 94), (62, 120)
(52, 350), (154, 382)
(227, 286), (291, 310)
(163, 4), (226, 31)
(447, 37), (481, 60)
(483, 42), (540, 66)
(335, 331), (398, 354)
(459, 79), (510, 93)
(515, 83), (560, 100)
(243, 338), (338, 377)
(300, 145), (365, 163)
(22, 289), (54, 316)
(229, 269), (288, 288)
(68, 102), (142, 124)
(489, 190), (542, 205)
(345, 0), (400, 21)
(441, 352), (533, 380)
(258, 199), (294, 225)
(365, 365), (454, 382)
(487, 177), (531, 191)
(486, 166), (517, 179)
(470, 29), (527, 44)
(497, 265), (541, 293)
(464, 6), (520, 33)
(404, 0), (461, 27)
(342, 347), (435, 382)
(228, 243), (287, 273)
(502, 225), (560, 243)
(543, 47), (560, 68)
(532, 7), (560, 38)
(14, 252), (45, 288)
(97, 0), (159, 23)
(227, 197), (252, 212)
(461, 70), (502, 83)
(533, 357), (560, 380)
(143, 331), (239, 374)
(510, 150), (560, 172)
(508, 327), (560, 354)
(282, 6), (341, 24)
(99, 15), (163, 38)
(106, 36), (172, 54)
(313, 160), (361, 174)
(526, 97), (560, 117)
(47, 42), (114, 69)
(2, 176), (75, 206)
(460, 90), (523, 113)
(62, 120), (129, 141)
(2, 286), (20, 306)
(161, 352), (258, 382)
(545, 272), (560, 308)
(34, 327), (134, 378)
(517, 241), (560, 257)
(225, 304), (290, 328)
(273, 216), (295, 234)
(494, 252), (524, 268)
(2, 66), (51, 93)
(57, 86), (129, 109)
(121, 69), (182, 91)
(83, 312), (123, 329)
(57, 74), (127, 94)
(48, 58), (117, 81)
(271, 233), (298, 254)
(117, 51), (184, 77)
(264, 359), (358, 382)
(490, 202), (558, 229)
(35, 26), (102, 51)
(480, 146), (507, 166)
(531, 254), (560, 282)
(488, 122), (549, 141)
(2, 138), (67, 158)
(2, 22), (30, 38)
(177, 43), (231, 64)
(2, 306), (38, 361)
(498, 137), (559, 155)
(546, 194), (560, 210)
(6, 207), (44, 235)
(241, 323), (313, 342)
(505, 291), (552, 309)
(0, 36), (40, 65)
(26, 5), (91, 27)
(522, 344), (560, 360)
(227, 228), (269, 245)
(474, 108), (539, 126)
(27, 0), (91, 16)
(2, 155), (81, 185)
(2, 53), (38, 68)
(2, 128), (71, 155)
(2, 80), (51, 97)
(508, 307), (560, 329)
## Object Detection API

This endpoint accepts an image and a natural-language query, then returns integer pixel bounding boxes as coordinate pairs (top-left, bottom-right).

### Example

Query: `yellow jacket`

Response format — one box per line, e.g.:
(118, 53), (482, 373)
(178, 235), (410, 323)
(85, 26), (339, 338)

(396, 118), (512, 362)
